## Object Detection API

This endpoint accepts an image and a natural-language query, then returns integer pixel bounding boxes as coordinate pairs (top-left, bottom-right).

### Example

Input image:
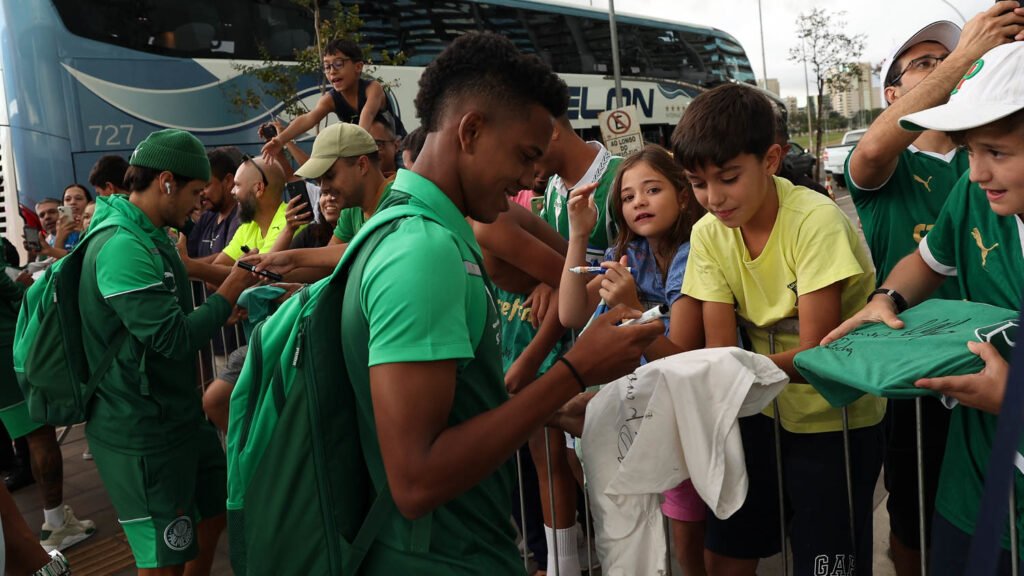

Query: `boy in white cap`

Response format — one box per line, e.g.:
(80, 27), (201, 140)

(845, 5), (1024, 571)
(825, 38), (1024, 575)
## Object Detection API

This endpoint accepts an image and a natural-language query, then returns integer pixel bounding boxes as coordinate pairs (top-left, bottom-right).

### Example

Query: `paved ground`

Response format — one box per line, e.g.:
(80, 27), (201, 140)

(11, 184), (897, 576)
(11, 425), (232, 576)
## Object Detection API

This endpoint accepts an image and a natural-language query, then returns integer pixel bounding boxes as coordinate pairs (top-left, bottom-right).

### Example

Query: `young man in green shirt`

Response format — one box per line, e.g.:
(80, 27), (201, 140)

(537, 115), (621, 264)
(844, 8), (1024, 569)
(237, 123), (394, 283)
(80, 129), (257, 574)
(339, 32), (661, 574)
(826, 36), (1024, 575)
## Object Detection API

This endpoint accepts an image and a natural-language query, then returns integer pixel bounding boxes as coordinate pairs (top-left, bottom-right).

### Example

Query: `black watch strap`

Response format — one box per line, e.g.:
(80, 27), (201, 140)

(869, 288), (909, 313)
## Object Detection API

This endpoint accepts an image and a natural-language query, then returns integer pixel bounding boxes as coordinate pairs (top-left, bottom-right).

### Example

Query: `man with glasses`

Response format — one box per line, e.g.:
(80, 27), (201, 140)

(845, 5), (1024, 573)
(260, 39), (404, 161)
(369, 115), (400, 178)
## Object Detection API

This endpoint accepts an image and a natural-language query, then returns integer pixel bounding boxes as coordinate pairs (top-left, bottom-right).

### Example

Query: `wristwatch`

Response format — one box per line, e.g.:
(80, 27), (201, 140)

(868, 288), (909, 313)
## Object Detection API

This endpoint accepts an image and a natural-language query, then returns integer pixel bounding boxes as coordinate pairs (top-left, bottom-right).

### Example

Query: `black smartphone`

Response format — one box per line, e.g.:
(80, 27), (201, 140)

(237, 260), (284, 282)
(285, 180), (312, 210)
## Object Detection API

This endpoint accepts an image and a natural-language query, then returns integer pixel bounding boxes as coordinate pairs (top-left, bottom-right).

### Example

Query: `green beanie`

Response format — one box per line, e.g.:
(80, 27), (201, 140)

(129, 129), (211, 182)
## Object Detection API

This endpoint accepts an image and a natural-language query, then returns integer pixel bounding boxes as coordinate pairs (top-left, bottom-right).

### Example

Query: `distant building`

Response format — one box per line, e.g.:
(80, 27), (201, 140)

(784, 96), (799, 114)
(759, 78), (780, 96)
(829, 62), (881, 118)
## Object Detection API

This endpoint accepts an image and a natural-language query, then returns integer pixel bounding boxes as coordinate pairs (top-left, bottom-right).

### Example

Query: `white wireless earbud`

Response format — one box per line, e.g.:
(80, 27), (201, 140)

(165, 182), (172, 194)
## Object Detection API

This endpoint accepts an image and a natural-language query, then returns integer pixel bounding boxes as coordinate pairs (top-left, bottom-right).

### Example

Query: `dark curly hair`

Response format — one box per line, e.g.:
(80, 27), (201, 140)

(414, 32), (568, 133)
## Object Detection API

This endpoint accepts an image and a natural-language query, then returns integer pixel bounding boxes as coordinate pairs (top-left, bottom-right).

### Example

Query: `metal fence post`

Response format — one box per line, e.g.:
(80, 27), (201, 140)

(915, 397), (928, 575)
(516, 449), (529, 574)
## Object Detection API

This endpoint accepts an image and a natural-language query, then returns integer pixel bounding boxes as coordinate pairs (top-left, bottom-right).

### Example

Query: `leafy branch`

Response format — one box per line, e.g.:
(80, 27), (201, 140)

(226, 0), (405, 120)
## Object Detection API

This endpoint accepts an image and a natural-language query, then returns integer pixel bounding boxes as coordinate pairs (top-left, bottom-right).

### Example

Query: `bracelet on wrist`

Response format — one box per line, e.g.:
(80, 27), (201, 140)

(557, 356), (587, 393)
(868, 288), (909, 313)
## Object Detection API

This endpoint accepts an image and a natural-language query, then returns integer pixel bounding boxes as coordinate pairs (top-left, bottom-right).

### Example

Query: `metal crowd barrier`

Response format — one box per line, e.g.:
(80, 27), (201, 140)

(185, 277), (1021, 575)
(508, 319), (1022, 576)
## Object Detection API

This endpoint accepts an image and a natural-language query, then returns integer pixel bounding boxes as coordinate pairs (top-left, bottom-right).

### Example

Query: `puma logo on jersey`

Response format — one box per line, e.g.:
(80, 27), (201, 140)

(971, 228), (999, 268)
(913, 174), (934, 192)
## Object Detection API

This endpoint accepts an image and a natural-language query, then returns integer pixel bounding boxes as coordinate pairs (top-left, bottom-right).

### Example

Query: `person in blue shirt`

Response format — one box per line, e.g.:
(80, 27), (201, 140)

(557, 143), (707, 574)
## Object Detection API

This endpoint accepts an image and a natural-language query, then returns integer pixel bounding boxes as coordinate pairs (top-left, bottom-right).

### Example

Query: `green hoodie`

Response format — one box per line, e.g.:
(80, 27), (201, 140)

(79, 195), (232, 454)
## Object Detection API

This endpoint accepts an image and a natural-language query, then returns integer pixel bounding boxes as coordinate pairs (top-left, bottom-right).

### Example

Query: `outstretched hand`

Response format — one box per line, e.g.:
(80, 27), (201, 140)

(821, 295), (903, 346)
(915, 341), (1009, 414)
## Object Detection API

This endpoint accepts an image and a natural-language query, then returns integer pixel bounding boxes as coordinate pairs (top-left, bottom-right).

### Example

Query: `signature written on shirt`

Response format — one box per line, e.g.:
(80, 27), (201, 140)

(827, 317), (972, 358)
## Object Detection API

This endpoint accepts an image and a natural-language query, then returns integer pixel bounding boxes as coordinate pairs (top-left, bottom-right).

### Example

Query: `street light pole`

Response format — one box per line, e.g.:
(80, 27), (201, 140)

(757, 0), (769, 91)
(608, 0), (624, 107)
(802, 36), (813, 151)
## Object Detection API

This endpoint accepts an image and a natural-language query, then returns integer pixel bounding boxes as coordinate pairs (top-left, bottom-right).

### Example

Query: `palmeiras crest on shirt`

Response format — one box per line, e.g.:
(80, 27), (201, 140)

(164, 515), (194, 551)
(975, 319), (1017, 358)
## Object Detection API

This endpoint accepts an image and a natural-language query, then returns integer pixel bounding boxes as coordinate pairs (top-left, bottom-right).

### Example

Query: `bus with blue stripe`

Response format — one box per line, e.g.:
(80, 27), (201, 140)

(0, 0), (757, 246)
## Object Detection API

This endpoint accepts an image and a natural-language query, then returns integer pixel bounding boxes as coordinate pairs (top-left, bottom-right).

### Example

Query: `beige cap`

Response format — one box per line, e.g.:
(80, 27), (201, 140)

(294, 123), (379, 179)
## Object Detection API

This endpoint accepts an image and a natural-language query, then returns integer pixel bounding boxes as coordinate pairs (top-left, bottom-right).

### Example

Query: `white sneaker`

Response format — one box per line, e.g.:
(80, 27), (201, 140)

(40, 505), (96, 552)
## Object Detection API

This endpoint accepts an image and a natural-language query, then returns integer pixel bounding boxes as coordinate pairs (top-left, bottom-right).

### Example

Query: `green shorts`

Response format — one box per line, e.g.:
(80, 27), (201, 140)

(90, 425), (226, 568)
(0, 343), (42, 439)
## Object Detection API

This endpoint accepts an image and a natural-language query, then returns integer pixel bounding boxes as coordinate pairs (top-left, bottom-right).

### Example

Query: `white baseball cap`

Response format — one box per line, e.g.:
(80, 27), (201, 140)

(900, 42), (1024, 132)
(879, 21), (962, 108)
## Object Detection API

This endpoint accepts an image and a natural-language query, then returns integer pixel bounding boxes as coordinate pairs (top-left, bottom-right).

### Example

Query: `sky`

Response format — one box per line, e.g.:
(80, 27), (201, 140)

(565, 0), (995, 106)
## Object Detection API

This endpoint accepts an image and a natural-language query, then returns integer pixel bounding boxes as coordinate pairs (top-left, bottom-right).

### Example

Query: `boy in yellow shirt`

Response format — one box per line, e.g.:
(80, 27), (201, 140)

(675, 83), (886, 575)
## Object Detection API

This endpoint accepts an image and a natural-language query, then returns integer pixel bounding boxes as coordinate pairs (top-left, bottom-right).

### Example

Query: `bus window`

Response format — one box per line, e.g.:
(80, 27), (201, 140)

(52, 0), (314, 59)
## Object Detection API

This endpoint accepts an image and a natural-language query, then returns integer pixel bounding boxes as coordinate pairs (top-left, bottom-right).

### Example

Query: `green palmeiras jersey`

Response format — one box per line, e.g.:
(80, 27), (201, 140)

(847, 146), (968, 299)
(919, 171), (1024, 553)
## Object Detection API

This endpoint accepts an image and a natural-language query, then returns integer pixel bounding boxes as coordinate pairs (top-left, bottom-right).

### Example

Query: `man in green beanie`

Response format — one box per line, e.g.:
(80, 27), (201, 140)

(78, 129), (258, 574)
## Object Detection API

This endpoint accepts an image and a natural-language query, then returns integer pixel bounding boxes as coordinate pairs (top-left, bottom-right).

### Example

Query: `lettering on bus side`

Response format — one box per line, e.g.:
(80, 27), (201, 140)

(606, 89), (654, 118)
(567, 87), (655, 121)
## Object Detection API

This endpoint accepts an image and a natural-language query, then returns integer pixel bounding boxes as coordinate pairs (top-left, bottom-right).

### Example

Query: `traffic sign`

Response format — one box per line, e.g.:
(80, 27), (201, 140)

(598, 105), (643, 157)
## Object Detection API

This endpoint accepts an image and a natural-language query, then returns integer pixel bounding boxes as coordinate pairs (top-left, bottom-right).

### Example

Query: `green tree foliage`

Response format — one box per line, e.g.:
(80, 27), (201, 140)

(789, 9), (866, 181)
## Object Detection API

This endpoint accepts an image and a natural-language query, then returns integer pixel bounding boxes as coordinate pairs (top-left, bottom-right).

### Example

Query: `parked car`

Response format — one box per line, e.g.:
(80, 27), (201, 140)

(822, 129), (867, 188)
(785, 140), (816, 181)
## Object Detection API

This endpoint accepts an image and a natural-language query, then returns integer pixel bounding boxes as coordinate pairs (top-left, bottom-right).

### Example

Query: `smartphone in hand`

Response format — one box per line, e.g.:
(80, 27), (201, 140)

(285, 181), (312, 211)
(237, 260), (284, 282)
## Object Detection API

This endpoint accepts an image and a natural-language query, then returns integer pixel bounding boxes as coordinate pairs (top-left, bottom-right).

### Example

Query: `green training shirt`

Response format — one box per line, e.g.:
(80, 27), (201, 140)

(542, 144), (621, 264)
(918, 172), (1024, 552)
(341, 170), (522, 575)
(80, 196), (232, 454)
(847, 146), (968, 299)
(332, 176), (396, 243)
(494, 285), (564, 376)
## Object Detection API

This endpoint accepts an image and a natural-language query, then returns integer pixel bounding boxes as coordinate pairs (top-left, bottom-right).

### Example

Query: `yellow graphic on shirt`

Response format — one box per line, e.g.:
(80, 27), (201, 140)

(913, 174), (934, 192)
(498, 296), (533, 323)
(971, 227), (999, 268)
(913, 224), (934, 243)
